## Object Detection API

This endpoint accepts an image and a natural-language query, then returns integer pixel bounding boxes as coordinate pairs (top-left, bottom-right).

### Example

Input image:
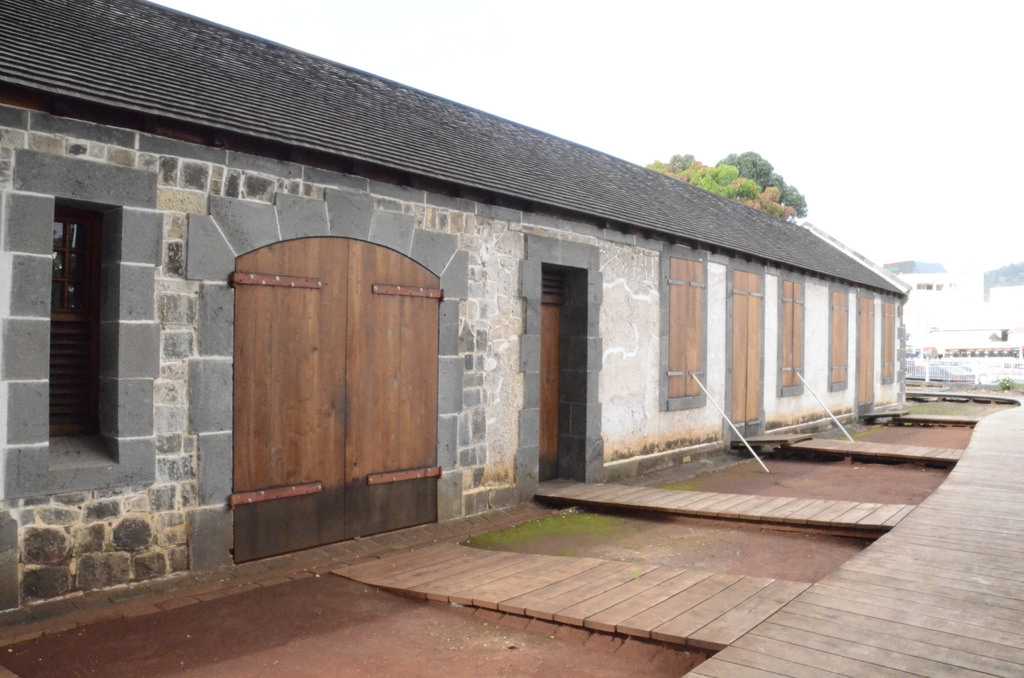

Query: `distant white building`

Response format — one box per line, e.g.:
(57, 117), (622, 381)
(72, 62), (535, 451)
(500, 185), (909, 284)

(886, 261), (1024, 358)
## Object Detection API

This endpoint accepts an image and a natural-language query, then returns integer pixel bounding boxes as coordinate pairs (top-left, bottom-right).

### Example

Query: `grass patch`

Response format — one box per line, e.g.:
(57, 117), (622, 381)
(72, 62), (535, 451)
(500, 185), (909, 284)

(467, 511), (627, 551)
(660, 480), (702, 492)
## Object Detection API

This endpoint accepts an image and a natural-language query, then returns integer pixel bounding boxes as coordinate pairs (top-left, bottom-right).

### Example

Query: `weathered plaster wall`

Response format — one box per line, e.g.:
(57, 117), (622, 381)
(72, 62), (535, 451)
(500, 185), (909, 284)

(599, 254), (726, 461)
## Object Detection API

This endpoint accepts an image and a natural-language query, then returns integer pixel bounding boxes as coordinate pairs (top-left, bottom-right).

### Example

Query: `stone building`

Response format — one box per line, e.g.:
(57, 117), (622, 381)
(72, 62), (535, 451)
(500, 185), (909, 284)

(0, 1), (904, 608)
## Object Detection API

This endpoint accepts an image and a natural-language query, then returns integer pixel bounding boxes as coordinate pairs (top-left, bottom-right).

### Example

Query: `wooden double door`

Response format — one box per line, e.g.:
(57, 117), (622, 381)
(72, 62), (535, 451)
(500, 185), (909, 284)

(232, 238), (440, 563)
(730, 270), (764, 435)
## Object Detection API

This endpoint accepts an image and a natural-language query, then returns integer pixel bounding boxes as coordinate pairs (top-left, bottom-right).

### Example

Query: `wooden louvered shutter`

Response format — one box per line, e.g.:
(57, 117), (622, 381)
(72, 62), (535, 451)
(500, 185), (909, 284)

(830, 289), (849, 389)
(882, 301), (896, 382)
(667, 256), (705, 399)
(50, 209), (103, 436)
(780, 280), (804, 389)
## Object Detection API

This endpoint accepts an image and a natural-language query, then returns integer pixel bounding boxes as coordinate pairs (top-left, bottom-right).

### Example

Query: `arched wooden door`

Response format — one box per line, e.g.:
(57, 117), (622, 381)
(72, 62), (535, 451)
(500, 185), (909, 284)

(231, 238), (440, 563)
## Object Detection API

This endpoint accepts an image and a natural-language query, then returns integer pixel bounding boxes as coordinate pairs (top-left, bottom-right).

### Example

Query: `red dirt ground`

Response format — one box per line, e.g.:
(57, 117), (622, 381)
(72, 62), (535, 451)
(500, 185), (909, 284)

(473, 510), (871, 583)
(669, 456), (947, 504)
(855, 423), (974, 449)
(2, 410), (989, 676)
(0, 577), (702, 678)
(479, 421), (966, 583)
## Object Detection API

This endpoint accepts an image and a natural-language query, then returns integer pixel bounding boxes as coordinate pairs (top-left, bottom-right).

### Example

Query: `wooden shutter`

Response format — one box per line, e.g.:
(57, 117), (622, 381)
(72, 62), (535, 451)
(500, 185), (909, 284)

(780, 280), (804, 389)
(882, 301), (896, 382)
(50, 209), (103, 436)
(667, 256), (705, 399)
(829, 289), (848, 388)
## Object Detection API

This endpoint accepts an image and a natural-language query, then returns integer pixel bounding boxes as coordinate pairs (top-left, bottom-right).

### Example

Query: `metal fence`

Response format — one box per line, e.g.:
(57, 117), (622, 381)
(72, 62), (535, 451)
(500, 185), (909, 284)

(906, 357), (1024, 386)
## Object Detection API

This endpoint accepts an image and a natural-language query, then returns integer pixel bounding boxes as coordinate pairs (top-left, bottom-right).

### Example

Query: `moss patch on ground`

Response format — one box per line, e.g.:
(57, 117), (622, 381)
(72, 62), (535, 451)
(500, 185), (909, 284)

(659, 480), (702, 492)
(467, 511), (628, 554)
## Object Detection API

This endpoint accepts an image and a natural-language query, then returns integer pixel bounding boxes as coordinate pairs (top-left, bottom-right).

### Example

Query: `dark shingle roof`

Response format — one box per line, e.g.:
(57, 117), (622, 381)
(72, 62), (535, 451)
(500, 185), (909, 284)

(0, 0), (900, 293)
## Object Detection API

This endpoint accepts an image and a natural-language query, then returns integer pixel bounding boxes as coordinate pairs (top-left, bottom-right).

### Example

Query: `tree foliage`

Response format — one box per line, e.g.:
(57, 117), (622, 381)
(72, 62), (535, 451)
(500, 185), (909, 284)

(648, 151), (808, 221)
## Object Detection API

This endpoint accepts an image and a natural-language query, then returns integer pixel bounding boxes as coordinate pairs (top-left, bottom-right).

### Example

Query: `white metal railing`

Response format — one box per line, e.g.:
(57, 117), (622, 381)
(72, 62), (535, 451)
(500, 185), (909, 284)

(905, 357), (1024, 385)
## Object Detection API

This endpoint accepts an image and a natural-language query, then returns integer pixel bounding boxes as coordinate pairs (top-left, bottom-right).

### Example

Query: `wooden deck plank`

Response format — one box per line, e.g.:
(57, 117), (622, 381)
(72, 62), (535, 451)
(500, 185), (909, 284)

(809, 581), (1024, 636)
(785, 600), (1024, 668)
(740, 496), (800, 520)
(731, 633), (911, 678)
(552, 567), (682, 626)
(803, 500), (860, 525)
(711, 646), (846, 678)
(650, 575), (774, 645)
(882, 504), (915, 527)
(497, 561), (648, 617)
(751, 621), (992, 677)
(584, 569), (718, 633)
(893, 413), (980, 427)
(336, 543), (464, 583)
(463, 556), (605, 609)
(616, 573), (741, 638)
(767, 609), (1010, 676)
(688, 580), (811, 649)
(527, 563), (660, 621)
(764, 497), (817, 520)
(416, 553), (551, 602)
(833, 502), (883, 525)
(683, 657), (786, 678)
(376, 548), (497, 589)
(796, 589), (1024, 650)
(785, 438), (961, 464)
(535, 481), (904, 532)
(785, 498), (835, 523)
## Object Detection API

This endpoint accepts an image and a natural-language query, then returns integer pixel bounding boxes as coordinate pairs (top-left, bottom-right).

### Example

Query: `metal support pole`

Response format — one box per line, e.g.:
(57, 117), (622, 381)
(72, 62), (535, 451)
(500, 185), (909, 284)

(690, 375), (770, 474)
(796, 372), (855, 443)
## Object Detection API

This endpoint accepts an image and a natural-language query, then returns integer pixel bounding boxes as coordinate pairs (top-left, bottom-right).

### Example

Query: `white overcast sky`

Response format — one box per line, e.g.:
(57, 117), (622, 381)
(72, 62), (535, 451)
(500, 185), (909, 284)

(153, 0), (1022, 274)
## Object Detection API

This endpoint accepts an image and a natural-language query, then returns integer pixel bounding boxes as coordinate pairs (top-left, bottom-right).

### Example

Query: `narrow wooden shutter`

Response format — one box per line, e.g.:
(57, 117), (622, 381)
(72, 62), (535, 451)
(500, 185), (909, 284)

(667, 257), (705, 399)
(793, 282), (804, 385)
(830, 290), (848, 387)
(882, 301), (896, 382)
(745, 273), (763, 421)
(780, 280), (804, 388)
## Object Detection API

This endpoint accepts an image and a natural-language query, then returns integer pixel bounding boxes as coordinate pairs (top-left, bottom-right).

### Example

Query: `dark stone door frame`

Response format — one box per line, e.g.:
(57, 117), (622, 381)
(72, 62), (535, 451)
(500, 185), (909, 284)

(517, 235), (603, 499)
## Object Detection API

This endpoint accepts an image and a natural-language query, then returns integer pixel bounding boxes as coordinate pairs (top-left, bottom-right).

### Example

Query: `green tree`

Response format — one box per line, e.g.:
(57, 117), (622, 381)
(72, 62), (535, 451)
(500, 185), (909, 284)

(649, 151), (808, 221)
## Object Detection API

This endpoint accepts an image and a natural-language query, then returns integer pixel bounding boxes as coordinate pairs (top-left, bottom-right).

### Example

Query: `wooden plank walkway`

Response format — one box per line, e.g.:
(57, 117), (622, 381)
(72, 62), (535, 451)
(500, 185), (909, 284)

(685, 396), (1024, 677)
(784, 438), (962, 465)
(534, 481), (914, 533)
(334, 544), (809, 650)
(906, 390), (1019, 406)
(892, 413), (980, 427)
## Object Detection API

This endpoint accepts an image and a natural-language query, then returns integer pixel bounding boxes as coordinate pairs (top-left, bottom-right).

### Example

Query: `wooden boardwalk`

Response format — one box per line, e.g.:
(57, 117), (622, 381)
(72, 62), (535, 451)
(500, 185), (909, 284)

(534, 481), (914, 534)
(687, 397), (1024, 677)
(335, 544), (809, 650)
(784, 438), (962, 465)
(892, 413), (980, 427)
(906, 390), (1019, 406)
